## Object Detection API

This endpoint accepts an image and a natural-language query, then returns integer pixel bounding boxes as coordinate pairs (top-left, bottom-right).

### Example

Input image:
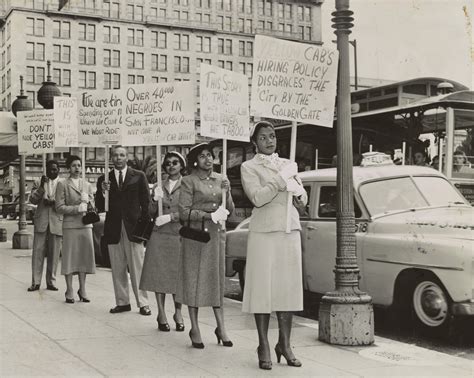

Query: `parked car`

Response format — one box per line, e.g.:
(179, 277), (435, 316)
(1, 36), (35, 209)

(1, 192), (37, 221)
(226, 164), (474, 330)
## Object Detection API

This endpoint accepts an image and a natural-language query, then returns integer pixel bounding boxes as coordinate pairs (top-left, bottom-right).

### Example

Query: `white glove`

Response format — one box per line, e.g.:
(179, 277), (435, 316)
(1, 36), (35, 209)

(153, 186), (164, 202)
(81, 192), (89, 203)
(211, 206), (229, 224)
(78, 202), (88, 213)
(155, 214), (171, 227)
(286, 178), (306, 197)
(279, 162), (298, 180)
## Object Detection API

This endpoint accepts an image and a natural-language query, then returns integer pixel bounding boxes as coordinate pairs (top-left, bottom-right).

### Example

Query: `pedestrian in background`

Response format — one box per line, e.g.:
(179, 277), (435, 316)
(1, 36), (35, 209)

(140, 151), (186, 332)
(240, 121), (307, 370)
(96, 146), (151, 316)
(55, 155), (95, 303)
(176, 143), (234, 349)
(28, 159), (62, 292)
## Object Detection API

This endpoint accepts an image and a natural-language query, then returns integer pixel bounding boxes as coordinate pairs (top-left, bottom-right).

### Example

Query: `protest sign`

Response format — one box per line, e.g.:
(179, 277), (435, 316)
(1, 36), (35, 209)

(200, 64), (250, 142)
(77, 90), (123, 146)
(54, 96), (79, 147)
(17, 109), (55, 155)
(251, 35), (338, 127)
(121, 82), (195, 146)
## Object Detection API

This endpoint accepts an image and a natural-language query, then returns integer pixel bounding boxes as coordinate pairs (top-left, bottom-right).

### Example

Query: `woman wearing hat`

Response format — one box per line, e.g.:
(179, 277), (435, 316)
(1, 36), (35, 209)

(140, 151), (187, 332)
(176, 143), (234, 349)
(241, 121), (307, 370)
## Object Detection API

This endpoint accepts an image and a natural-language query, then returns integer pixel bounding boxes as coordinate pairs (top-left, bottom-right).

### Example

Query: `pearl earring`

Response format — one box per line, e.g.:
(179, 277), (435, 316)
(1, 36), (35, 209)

(194, 162), (197, 167)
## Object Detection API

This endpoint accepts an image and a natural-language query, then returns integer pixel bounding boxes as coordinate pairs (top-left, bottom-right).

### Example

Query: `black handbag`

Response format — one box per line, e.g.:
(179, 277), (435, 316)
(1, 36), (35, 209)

(132, 217), (155, 242)
(179, 210), (210, 244)
(82, 210), (100, 225)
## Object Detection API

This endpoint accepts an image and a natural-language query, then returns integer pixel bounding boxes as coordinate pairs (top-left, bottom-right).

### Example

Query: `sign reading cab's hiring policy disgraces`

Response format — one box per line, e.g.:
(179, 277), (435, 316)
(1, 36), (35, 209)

(17, 109), (55, 155)
(251, 35), (339, 127)
(121, 81), (195, 146)
(200, 64), (250, 142)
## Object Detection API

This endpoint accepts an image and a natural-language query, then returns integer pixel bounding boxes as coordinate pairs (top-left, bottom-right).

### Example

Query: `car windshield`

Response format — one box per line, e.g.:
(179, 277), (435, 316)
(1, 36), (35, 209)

(359, 176), (467, 216)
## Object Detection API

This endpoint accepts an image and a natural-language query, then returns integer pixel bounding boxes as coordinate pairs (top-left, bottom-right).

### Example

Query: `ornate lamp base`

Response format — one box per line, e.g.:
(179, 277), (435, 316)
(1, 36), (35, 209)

(12, 229), (33, 249)
(318, 293), (374, 345)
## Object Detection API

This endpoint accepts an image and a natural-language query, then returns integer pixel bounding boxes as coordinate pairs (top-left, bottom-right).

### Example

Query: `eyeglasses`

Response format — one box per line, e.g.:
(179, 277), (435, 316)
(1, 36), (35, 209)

(164, 160), (180, 167)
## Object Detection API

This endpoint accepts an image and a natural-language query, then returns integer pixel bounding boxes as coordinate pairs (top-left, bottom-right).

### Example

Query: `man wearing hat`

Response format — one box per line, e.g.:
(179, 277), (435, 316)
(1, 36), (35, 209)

(96, 146), (151, 316)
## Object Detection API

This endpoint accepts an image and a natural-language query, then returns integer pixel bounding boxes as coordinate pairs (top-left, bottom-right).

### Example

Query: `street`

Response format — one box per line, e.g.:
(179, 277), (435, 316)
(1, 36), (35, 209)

(1, 218), (472, 361)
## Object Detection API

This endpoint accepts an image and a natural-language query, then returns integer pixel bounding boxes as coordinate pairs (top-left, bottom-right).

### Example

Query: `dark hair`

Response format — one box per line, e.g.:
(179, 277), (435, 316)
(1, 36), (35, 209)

(65, 155), (81, 169)
(46, 159), (59, 170)
(162, 151), (186, 175)
(250, 121), (275, 143)
(187, 143), (214, 171)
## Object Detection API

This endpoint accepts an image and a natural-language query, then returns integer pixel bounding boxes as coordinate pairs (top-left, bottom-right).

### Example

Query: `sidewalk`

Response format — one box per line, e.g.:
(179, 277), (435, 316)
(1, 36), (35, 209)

(0, 241), (472, 377)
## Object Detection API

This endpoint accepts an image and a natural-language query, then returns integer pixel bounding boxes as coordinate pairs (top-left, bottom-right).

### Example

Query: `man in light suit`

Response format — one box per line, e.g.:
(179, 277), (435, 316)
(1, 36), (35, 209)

(96, 146), (151, 315)
(28, 160), (62, 291)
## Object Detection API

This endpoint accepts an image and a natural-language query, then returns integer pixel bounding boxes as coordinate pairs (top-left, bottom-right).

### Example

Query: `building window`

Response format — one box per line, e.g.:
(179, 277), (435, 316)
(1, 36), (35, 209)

(304, 6), (311, 21)
(197, 36), (211, 53)
(265, 0), (272, 16)
(26, 42), (45, 61)
(53, 20), (70, 39)
(127, 4), (143, 21)
(151, 54), (167, 71)
(128, 74), (135, 84)
(63, 69), (71, 86)
(113, 73), (120, 89)
(127, 29), (144, 46)
(151, 31), (167, 48)
(174, 33), (189, 50)
(128, 52), (144, 69)
(104, 26), (120, 43)
(245, 19), (252, 33)
(174, 56), (189, 73)
(79, 23), (96, 41)
(225, 16), (232, 31)
(297, 6), (303, 21)
(53, 68), (61, 86)
(26, 18), (44, 36)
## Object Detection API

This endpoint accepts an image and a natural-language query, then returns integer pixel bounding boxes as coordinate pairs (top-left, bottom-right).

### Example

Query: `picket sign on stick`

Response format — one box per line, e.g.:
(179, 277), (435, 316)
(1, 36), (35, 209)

(42, 155), (46, 175)
(402, 142), (406, 166)
(220, 139), (228, 229)
(315, 149), (319, 170)
(286, 121), (298, 234)
(439, 139), (443, 173)
(156, 145), (163, 217)
(104, 145), (109, 212)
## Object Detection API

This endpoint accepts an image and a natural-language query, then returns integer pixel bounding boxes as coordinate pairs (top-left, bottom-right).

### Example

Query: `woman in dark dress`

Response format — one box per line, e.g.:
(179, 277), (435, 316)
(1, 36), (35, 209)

(176, 143), (234, 349)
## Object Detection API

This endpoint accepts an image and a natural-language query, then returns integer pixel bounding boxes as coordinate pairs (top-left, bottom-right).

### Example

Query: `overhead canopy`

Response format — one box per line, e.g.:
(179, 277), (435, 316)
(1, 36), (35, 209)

(0, 112), (18, 146)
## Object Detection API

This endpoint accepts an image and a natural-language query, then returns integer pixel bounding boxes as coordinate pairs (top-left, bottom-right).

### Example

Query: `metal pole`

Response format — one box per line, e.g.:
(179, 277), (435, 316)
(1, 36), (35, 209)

(318, 0), (373, 346)
(156, 145), (163, 217)
(351, 39), (358, 90)
(12, 154), (32, 249)
(104, 145), (109, 212)
(221, 139), (228, 230)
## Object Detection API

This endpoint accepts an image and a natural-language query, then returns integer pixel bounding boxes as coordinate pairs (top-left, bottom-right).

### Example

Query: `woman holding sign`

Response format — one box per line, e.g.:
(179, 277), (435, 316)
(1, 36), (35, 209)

(140, 151), (186, 332)
(176, 143), (234, 349)
(55, 155), (95, 304)
(240, 121), (307, 370)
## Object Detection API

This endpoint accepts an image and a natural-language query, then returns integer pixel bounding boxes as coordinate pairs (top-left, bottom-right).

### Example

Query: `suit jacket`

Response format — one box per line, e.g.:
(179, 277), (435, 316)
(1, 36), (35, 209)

(30, 178), (63, 236)
(149, 177), (182, 235)
(241, 156), (306, 232)
(55, 178), (94, 229)
(96, 167), (150, 244)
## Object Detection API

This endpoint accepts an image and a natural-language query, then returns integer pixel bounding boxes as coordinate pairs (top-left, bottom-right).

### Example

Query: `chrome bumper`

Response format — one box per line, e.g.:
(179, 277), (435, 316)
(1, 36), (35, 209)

(451, 301), (474, 316)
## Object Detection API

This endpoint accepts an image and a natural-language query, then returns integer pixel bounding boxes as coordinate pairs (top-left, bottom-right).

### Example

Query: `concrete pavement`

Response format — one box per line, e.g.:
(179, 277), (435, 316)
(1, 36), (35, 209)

(0, 241), (472, 377)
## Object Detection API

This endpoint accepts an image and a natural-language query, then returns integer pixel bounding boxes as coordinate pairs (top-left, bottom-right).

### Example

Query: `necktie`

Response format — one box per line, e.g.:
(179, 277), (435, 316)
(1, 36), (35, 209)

(118, 170), (123, 190)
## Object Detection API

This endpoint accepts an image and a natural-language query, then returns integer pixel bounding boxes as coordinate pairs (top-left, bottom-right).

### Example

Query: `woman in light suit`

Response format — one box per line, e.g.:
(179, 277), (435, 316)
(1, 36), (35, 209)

(240, 121), (307, 370)
(56, 155), (95, 304)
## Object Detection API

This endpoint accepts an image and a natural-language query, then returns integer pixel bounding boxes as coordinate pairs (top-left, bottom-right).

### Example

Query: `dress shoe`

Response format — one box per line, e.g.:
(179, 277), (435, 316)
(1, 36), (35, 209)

(27, 284), (40, 292)
(257, 346), (272, 370)
(215, 327), (233, 347)
(139, 305), (152, 316)
(173, 314), (185, 332)
(157, 321), (170, 332)
(46, 284), (58, 291)
(65, 292), (75, 304)
(77, 290), (90, 303)
(189, 330), (204, 349)
(110, 304), (131, 314)
(274, 343), (302, 367)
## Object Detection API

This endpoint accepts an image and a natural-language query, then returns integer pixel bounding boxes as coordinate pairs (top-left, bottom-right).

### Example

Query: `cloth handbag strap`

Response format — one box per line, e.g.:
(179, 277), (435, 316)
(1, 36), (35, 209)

(187, 210), (205, 231)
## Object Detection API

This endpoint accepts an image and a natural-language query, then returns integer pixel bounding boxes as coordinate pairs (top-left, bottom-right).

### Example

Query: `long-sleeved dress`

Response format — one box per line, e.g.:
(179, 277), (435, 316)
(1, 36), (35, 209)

(55, 178), (95, 275)
(140, 177), (182, 294)
(240, 154), (307, 313)
(175, 171), (234, 308)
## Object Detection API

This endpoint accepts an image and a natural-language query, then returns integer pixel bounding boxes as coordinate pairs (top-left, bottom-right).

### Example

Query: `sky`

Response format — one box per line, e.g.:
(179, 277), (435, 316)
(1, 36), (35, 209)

(320, 0), (473, 88)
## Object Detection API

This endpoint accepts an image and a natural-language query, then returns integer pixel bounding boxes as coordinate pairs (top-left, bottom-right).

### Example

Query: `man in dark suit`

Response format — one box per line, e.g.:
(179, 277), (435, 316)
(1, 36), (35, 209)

(96, 146), (151, 315)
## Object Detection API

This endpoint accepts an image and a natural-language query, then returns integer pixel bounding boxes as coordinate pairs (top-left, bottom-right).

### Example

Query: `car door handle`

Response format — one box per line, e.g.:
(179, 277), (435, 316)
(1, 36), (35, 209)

(307, 225), (318, 231)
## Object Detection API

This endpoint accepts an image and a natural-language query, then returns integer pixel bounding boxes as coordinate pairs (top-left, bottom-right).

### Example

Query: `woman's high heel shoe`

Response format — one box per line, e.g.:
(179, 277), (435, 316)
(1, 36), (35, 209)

(214, 327), (233, 347)
(77, 290), (90, 303)
(65, 292), (74, 304)
(257, 346), (272, 370)
(189, 330), (204, 349)
(274, 344), (302, 367)
(157, 317), (170, 332)
(173, 314), (185, 332)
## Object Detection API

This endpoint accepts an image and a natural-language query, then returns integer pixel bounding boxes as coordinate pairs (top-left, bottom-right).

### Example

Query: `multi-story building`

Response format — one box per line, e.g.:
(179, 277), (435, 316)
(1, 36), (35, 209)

(0, 0), (324, 193)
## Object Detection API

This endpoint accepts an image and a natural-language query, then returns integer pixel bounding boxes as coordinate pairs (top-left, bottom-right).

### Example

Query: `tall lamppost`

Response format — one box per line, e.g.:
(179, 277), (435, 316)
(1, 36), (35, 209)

(11, 76), (33, 249)
(318, 0), (374, 345)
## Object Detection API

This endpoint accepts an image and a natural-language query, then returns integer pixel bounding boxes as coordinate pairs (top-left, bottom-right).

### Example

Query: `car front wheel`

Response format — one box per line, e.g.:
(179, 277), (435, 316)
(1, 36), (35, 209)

(412, 279), (450, 328)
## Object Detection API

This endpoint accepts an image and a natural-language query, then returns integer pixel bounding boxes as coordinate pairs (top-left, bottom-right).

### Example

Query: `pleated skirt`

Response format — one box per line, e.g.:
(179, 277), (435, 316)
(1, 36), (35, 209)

(242, 231), (303, 313)
(61, 228), (95, 275)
